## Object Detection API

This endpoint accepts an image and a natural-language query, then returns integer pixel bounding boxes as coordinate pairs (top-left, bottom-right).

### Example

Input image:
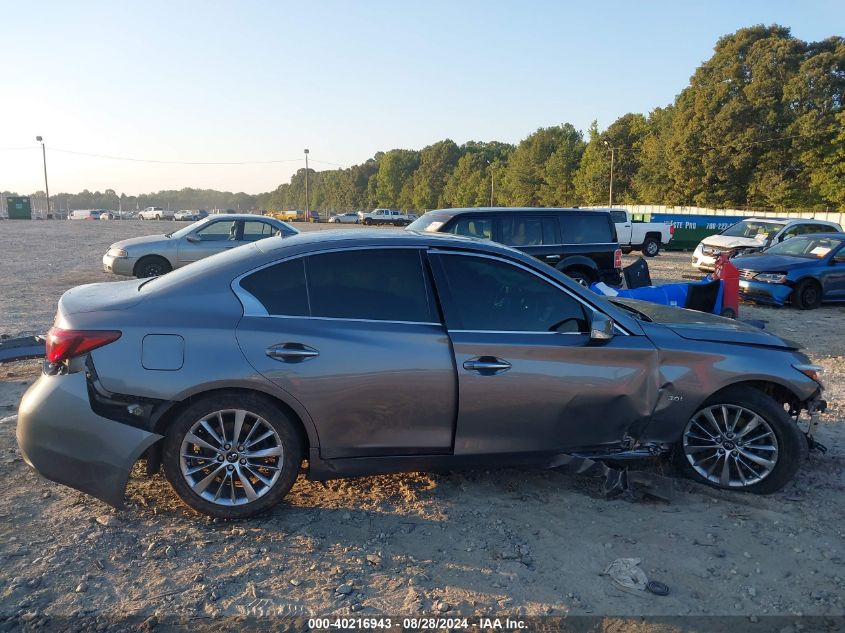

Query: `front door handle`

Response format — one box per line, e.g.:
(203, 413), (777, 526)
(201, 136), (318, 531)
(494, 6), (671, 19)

(544, 255), (561, 261)
(463, 356), (511, 374)
(266, 343), (320, 362)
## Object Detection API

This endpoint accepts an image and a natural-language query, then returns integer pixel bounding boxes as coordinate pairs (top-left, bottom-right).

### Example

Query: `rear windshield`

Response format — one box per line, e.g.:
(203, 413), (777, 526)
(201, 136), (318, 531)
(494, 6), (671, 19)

(407, 213), (452, 232)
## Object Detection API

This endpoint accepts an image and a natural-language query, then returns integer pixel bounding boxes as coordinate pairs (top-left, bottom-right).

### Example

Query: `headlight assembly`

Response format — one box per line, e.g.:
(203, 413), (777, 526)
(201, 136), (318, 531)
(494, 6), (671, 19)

(754, 272), (787, 283)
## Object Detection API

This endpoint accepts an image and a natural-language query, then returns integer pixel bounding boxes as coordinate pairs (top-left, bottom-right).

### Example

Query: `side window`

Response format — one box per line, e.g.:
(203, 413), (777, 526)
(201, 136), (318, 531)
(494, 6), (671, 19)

(195, 220), (237, 241)
(437, 255), (588, 333)
(306, 249), (434, 322)
(242, 221), (278, 242)
(610, 210), (628, 224)
(501, 217), (544, 246)
(448, 217), (493, 240)
(561, 215), (612, 244)
(240, 259), (309, 316)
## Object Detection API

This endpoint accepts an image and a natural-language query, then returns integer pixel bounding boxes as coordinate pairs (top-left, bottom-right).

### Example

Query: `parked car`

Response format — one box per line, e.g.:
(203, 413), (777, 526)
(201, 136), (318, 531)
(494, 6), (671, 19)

(68, 209), (102, 220)
(359, 208), (413, 226)
(308, 211), (322, 223)
(408, 207), (623, 287)
(18, 230), (826, 518)
(102, 214), (298, 277)
(609, 209), (674, 256)
(174, 210), (208, 221)
(99, 211), (115, 220)
(692, 218), (842, 272)
(328, 212), (360, 224)
(139, 206), (175, 221)
(733, 233), (845, 309)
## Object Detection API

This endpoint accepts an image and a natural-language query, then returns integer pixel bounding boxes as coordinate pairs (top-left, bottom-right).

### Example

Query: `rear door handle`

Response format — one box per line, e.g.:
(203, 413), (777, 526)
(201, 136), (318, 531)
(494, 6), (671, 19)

(266, 343), (320, 362)
(463, 356), (511, 374)
(544, 255), (561, 261)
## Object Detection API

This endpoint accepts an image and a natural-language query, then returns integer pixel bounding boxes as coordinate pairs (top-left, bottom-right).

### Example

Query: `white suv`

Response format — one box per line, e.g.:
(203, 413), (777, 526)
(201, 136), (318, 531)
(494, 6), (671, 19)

(692, 218), (842, 271)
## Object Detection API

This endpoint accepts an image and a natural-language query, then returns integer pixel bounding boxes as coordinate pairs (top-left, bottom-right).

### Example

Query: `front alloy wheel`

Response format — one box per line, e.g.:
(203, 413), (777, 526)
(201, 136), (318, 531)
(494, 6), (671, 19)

(677, 387), (806, 494)
(683, 404), (779, 488)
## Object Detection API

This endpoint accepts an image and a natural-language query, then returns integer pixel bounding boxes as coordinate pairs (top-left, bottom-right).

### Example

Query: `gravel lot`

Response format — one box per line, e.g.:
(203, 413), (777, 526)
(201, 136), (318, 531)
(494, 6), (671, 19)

(1, 219), (843, 629)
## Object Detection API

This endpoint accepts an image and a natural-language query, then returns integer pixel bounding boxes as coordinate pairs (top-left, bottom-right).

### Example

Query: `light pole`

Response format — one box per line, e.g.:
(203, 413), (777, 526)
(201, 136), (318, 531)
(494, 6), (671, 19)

(303, 149), (310, 217)
(36, 136), (51, 217)
(603, 140), (615, 208)
(486, 160), (494, 207)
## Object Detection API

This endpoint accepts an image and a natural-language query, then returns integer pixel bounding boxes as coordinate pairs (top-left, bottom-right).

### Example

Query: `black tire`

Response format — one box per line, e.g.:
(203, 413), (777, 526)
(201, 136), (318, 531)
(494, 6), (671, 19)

(155, 214), (161, 220)
(674, 386), (806, 494)
(564, 268), (594, 287)
(363, 218), (373, 226)
(162, 392), (303, 519)
(134, 256), (172, 278)
(792, 278), (822, 310)
(642, 237), (660, 257)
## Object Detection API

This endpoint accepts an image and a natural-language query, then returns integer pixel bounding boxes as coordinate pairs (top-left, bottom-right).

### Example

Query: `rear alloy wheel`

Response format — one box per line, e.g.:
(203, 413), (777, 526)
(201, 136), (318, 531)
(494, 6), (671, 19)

(676, 387), (805, 494)
(134, 256), (172, 278)
(793, 279), (822, 310)
(162, 393), (302, 518)
(643, 237), (660, 257)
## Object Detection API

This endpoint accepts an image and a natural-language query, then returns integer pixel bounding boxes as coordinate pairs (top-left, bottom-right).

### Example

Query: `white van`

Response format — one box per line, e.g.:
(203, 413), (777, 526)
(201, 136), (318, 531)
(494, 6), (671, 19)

(69, 209), (101, 220)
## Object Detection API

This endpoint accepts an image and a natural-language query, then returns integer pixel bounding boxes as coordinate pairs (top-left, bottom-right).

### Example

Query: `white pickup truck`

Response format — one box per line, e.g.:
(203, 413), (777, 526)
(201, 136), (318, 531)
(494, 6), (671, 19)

(138, 206), (174, 220)
(358, 208), (413, 226)
(609, 209), (674, 256)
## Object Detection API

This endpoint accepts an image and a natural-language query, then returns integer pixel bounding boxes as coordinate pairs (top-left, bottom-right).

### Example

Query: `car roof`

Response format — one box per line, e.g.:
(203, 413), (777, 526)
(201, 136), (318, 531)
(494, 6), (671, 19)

(203, 213), (283, 221)
(249, 228), (528, 261)
(739, 217), (838, 226)
(421, 207), (610, 221)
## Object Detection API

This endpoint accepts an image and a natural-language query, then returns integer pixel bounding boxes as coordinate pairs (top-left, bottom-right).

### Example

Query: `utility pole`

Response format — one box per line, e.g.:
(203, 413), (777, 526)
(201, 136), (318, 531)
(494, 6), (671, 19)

(486, 160), (495, 207)
(36, 136), (51, 217)
(304, 149), (310, 216)
(604, 140), (615, 207)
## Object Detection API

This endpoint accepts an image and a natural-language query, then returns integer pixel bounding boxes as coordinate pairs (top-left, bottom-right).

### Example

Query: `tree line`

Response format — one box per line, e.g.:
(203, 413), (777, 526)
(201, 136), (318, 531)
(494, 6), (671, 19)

(7, 26), (843, 214)
(258, 25), (844, 213)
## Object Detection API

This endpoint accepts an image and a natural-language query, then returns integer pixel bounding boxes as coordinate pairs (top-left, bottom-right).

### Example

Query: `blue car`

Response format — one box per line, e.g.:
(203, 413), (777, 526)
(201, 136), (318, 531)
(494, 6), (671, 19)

(733, 233), (845, 309)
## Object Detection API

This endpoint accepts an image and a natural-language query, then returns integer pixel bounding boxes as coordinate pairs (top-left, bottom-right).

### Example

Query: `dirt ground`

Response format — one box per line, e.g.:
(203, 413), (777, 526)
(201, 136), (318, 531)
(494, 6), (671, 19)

(1, 220), (844, 629)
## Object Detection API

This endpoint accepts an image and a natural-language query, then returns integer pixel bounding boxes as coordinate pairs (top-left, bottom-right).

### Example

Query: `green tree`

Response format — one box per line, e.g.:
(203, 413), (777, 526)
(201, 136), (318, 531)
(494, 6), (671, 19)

(375, 149), (420, 209)
(412, 140), (460, 210)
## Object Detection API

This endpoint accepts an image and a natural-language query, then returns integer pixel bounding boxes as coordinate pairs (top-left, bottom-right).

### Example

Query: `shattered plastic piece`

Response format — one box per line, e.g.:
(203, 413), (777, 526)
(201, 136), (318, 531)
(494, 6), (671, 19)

(546, 453), (676, 502)
(604, 558), (649, 592)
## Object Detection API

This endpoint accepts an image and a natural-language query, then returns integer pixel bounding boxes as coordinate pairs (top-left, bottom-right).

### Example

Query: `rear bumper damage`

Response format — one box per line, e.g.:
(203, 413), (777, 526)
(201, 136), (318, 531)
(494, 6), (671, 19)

(17, 371), (161, 507)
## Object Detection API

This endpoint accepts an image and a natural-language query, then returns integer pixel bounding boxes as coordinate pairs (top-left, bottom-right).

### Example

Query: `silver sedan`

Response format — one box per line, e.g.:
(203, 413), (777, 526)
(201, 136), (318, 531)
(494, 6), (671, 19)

(327, 212), (359, 224)
(102, 214), (298, 277)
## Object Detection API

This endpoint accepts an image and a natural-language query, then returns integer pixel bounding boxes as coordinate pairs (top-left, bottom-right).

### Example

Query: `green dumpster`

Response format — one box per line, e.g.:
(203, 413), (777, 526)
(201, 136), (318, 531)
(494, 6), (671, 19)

(5, 196), (32, 220)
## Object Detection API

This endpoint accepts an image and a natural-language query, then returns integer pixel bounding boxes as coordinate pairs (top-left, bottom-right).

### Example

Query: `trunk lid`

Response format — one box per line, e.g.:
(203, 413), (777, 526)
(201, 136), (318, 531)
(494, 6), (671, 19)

(58, 279), (147, 317)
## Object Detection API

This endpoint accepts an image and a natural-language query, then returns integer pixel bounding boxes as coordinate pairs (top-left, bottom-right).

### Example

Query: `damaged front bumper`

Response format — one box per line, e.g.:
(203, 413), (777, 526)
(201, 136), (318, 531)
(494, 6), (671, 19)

(17, 370), (162, 507)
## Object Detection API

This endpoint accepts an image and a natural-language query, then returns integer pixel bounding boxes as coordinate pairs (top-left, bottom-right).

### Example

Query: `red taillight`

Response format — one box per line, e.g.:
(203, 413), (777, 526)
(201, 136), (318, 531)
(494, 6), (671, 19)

(669, 224), (675, 235)
(614, 249), (623, 269)
(46, 328), (122, 363)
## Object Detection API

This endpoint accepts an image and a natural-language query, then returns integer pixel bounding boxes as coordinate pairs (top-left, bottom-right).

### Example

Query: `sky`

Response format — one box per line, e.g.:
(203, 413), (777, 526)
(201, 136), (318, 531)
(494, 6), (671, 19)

(2, 0), (843, 196)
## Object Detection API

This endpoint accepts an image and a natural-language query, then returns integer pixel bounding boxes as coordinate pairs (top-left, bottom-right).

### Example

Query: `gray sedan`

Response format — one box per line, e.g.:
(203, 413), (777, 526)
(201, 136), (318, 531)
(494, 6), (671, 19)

(19, 230), (826, 518)
(102, 214), (298, 277)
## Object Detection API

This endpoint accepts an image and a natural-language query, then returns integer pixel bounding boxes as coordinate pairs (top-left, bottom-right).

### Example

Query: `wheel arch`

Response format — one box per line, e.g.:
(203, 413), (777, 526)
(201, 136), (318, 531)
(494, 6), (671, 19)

(151, 385), (317, 455)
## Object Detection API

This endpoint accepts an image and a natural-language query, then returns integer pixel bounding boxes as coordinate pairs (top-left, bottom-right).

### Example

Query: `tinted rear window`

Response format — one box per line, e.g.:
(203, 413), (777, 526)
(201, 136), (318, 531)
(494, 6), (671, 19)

(305, 249), (433, 322)
(240, 258), (309, 316)
(561, 215), (612, 243)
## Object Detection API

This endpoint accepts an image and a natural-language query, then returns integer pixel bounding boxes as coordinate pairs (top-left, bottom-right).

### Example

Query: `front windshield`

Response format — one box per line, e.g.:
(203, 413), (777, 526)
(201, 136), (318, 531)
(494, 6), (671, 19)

(765, 235), (843, 259)
(165, 217), (212, 238)
(721, 220), (782, 240)
(407, 213), (450, 232)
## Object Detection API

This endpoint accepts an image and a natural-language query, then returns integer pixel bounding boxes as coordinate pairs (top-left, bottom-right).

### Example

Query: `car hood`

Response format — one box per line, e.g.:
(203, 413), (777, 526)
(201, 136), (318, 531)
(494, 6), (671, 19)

(611, 298), (800, 350)
(701, 234), (768, 249)
(731, 253), (813, 272)
(109, 234), (172, 251)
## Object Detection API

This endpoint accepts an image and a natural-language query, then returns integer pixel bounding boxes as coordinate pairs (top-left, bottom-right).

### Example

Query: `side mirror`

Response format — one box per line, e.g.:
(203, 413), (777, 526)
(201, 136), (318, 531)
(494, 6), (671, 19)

(186, 234), (201, 243)
(589, 311), (615, 342)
